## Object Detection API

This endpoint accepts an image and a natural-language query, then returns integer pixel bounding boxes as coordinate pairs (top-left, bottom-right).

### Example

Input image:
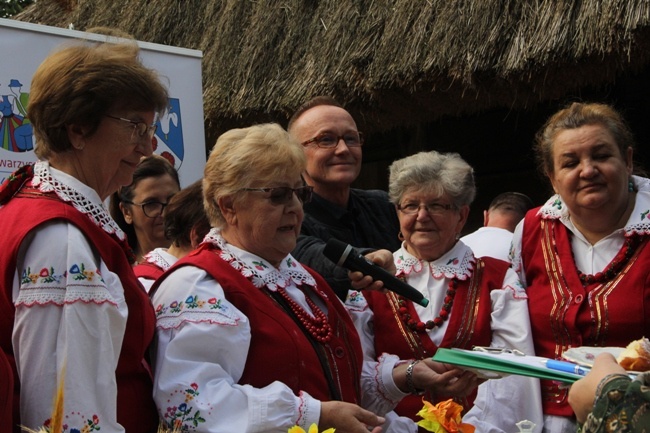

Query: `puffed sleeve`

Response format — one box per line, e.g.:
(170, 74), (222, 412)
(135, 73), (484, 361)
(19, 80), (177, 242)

(151, 266), (321, 432)
(14, 221), (127, 432)
(463, 268), (544, 433)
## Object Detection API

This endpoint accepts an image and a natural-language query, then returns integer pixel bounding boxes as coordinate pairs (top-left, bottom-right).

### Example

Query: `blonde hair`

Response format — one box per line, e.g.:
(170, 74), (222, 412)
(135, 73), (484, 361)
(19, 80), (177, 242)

(203, 123), (306, 227)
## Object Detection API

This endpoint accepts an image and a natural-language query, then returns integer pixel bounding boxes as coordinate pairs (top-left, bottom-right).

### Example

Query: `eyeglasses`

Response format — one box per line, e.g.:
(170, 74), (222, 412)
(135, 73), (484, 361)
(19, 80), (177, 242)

(122, 200), (169, 218)
(397, 202), (455, 216)
(240, 185), (314, 205)
(105, 114), (157, 141)
(300, 132), (364, 148)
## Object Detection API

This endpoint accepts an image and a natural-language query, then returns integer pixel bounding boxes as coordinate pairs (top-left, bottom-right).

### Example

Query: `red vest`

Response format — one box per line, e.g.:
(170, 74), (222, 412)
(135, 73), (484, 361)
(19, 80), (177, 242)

(364, 257), (507, 424)
(164, 243), (364, 403)
(521, 210), (650, 417)
(0, 185), (158, 433)
(134, 260), (166, 282)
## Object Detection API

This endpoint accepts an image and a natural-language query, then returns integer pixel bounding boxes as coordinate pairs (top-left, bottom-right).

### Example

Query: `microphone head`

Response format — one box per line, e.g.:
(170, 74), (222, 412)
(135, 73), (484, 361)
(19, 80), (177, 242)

(323, 238), (350, 264)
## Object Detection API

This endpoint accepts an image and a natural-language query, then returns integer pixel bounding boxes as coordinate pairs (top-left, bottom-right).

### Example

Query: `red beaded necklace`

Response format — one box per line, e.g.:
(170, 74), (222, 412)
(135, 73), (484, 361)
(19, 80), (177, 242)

(276, 286), (333, 343)
(576, 236), (640, 286)
(399, 279), (458, 332)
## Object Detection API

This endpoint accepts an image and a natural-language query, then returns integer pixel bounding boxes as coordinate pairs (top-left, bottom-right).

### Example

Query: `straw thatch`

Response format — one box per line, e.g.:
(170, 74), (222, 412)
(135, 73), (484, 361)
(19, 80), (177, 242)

(14, 0), (650, 143)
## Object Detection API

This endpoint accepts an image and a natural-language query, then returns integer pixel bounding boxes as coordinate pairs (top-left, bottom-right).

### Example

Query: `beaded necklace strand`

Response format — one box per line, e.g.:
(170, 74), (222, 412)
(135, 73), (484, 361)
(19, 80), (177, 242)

(399, 279), (458, 332)
(275, 286), (333, 343)
(576, 236), (640, 286)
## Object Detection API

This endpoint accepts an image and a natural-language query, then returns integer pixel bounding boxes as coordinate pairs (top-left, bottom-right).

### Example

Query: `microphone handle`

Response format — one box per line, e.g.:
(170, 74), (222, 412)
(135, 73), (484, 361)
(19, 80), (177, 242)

(344, 251), (430, 307)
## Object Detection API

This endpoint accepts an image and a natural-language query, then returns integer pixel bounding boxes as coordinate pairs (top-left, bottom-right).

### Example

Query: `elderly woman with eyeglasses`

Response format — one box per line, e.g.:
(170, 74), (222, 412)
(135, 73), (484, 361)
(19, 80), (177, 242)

(151, 124), (476, 433)
(350, 150), (543, 432)
(0, 37), (168, 432)
(110, 154), (180, 265)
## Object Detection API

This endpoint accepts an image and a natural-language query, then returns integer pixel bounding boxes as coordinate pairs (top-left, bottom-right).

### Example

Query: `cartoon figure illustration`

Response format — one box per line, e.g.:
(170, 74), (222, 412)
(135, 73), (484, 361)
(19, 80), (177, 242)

(151, 98), (184, 170)
(0, 81), (27, 152)
(8, 79), (34, 151)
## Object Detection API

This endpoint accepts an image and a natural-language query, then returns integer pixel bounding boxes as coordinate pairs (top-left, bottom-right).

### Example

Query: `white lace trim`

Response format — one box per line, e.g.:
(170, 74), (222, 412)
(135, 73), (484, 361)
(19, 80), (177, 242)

(538, 175), (650, 236)
(15, 285), (118, 307)
(142, 249), (172, 271)
(394, 243), (475, 280)
(32, 161), (125, 240)
(156, 307), (239, 330)
(203, 228), (320, 293)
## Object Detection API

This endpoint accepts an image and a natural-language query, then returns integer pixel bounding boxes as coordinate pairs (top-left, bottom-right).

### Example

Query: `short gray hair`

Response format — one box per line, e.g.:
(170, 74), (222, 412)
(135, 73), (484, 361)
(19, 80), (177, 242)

(388, 151), (476, 207)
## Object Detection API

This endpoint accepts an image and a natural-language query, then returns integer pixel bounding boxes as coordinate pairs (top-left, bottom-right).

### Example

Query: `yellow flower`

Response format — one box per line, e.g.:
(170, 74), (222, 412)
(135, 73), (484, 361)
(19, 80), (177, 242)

(416, 399), (475, 433)
(288, 424), (335, 433)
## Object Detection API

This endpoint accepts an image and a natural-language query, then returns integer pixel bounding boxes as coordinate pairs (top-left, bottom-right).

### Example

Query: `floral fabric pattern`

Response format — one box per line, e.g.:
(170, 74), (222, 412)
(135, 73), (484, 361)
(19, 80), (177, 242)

(161, 383), (209, 431)
(579, 372), (650, 433)
(16, 262), (114, 307)
(43, 413), (101, 433)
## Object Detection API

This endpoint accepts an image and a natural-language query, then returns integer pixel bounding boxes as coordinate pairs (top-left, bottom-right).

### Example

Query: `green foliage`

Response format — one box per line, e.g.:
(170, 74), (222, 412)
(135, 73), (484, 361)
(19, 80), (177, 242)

(1, 0), (34, 19)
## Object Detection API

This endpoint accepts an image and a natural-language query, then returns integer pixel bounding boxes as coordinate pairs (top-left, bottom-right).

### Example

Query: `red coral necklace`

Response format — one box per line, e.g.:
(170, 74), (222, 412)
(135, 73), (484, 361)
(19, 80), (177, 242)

(399, 279), (458, 332)
(276, 286), (333, 343)
(575, 236), (640, 286)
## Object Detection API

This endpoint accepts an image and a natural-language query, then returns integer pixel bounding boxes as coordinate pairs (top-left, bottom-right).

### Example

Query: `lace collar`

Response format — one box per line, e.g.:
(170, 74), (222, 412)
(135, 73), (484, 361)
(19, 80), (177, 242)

(538, 175), (650, 236)
(141, 248), (174, 271)
(394, 241), (475, 281)
(202, 228), (318, 291)
(32, 161), (125, 240)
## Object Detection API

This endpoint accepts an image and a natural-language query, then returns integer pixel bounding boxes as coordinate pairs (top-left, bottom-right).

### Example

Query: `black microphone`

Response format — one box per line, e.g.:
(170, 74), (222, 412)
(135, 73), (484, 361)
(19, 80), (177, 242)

(323, 238), (429, 307)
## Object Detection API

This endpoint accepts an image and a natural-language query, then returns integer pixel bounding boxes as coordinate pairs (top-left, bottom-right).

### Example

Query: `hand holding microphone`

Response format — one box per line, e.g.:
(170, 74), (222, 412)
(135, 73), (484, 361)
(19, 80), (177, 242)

(323, 238), (430, 307)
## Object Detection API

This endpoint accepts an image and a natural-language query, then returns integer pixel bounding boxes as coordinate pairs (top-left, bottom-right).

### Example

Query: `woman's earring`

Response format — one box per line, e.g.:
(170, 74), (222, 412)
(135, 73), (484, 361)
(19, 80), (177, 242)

(629, 179), (635, 192)
(455, 233), (460, 241)
(398, 231), (404, 241)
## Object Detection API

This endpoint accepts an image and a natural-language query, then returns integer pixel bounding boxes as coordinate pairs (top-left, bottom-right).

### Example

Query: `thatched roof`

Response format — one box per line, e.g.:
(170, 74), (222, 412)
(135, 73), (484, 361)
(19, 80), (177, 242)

(15, 0), (650, 142)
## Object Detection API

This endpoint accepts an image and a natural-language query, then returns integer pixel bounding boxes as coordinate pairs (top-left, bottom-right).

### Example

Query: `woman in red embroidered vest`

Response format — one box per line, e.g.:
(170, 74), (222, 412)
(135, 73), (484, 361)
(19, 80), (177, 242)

(0, 35), (168, 432)
(510, 102), (650, 432)
(151, 123), (471, 433)
(351, 150), (543, 432)
(132, 179), (210, 292)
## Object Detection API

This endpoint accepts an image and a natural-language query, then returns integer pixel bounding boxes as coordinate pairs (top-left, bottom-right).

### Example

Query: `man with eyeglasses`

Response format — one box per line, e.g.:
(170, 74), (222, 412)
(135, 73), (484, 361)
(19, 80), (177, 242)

(287, 96), (401, 301)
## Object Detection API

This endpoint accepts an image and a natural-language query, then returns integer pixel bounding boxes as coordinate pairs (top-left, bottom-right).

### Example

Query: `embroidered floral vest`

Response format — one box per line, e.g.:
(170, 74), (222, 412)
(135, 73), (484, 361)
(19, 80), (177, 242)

(521, 210), (650, 417)
(165, 243), (364, 404)
(0, 182), (158, 433)
(364, 257), (507, 423)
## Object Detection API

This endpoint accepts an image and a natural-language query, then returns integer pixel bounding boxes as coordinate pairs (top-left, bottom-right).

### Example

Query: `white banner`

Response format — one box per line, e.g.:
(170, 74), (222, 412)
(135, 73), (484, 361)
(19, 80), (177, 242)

(0, 18), (205, 187)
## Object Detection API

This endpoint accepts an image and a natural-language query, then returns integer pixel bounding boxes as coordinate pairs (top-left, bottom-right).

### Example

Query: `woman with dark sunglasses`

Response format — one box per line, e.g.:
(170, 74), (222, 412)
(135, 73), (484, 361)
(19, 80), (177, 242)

(150, 123), (472, 433)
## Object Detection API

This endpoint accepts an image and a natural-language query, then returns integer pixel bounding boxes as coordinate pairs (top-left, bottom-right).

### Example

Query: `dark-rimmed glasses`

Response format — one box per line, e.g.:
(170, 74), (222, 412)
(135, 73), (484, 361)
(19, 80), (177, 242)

(122, 200), (168, 218)
(397, 202), (455, 216)
(240, 186), (313, 205)
(300, 132), (364, 148)
(105, 114), (157, 141)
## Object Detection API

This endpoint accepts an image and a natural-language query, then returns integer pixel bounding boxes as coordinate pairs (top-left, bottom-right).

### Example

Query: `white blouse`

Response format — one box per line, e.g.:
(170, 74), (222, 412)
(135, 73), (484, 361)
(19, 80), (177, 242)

(151, 229), (409, 433)
(12, 161), (129, 432)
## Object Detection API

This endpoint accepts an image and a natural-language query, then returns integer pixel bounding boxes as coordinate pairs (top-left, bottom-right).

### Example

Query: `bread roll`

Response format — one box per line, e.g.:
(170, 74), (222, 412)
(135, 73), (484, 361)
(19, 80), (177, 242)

(617, 337), (650, 371)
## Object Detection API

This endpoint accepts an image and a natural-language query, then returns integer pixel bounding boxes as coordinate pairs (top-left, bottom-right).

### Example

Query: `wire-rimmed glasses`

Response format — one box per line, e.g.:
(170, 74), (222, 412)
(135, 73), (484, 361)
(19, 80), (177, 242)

(105, 114), (157, 141)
